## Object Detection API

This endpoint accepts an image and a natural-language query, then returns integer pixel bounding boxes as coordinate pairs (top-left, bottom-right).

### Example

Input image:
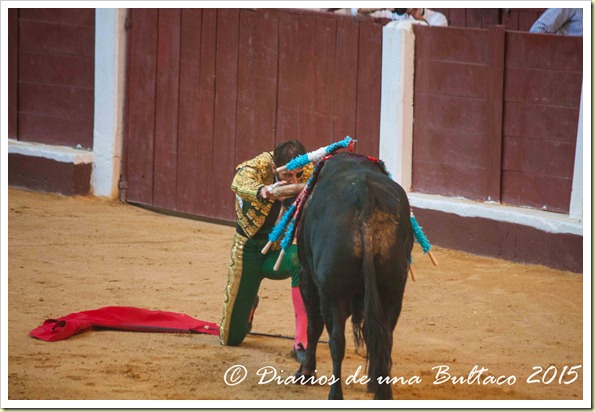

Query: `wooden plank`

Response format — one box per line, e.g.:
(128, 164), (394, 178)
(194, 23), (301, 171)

(19, 51), (94, 87)
(120, 8), (132, 201)
(506, 31), (582, 72)
(19, 8), (95, 26)
(501, 171), (571, 213)
(481, 9), (500, 27)
(212, 8), (240, 221)
(333, 18), (358, 140)
(414, 59), (488, 99)
(295, 13), (317, 152)
(196, 9), (218, 216)
(485, 25), (505, 202)
(176, 8), (202, 215)
(236, 10), (260, 165)
(235, 9), (278, 164)
(502, 9), (547, 31)
(502, 136), (576, 179)
(413, 126), (486, 169)
(504, 67), (582, 108)
(355, 21), (381, 157)
(17, 113), (93, 147)
(502, 9), (519, 30)
(311, 16), (336, 146)
(518, 10), (541, 31)
(448, 9), (466, 27)
(18, 82), (93, 119)
(9, 8), (18, 139)
(125, 9), (158, 205)
(414, 93), (487, 135)
(412, 160), (486, 200)
(503, 102), (579, 143)
(466, 9), (483, 28)
(153, 9), (181, 210)
(276, 11), (301, 142)
(414, 25), (488, 64)
(19, 19), (95, 56)
(256, 8), (279, 151)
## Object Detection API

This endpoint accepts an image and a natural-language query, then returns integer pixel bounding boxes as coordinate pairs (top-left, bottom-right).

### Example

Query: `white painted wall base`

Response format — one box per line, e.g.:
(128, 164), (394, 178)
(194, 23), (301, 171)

(8, 139), (94, 165)
(409, 192), (582, 236)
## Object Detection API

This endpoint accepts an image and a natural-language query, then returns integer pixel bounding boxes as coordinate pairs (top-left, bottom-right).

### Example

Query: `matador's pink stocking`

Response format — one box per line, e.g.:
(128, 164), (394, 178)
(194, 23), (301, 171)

(291, 286), (308, 350)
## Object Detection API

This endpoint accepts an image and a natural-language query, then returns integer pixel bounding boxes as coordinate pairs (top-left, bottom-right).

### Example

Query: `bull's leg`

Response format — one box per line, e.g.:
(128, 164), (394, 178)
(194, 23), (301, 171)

(362, 299), (394, 399)
(326, 305), (349, 400)
(296, 268), (323, 380)
(373, 285), (405, 400)
(374, 334), (393, 400)
(368, 285), (405, 400)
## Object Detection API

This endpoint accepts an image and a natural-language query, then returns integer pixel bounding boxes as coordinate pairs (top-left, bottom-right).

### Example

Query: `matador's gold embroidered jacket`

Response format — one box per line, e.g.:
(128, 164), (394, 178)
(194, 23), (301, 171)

(231, 151), (313, 238)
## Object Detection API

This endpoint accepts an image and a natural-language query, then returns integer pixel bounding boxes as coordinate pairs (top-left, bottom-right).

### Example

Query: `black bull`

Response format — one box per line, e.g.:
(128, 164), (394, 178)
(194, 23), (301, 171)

(296, 153), (414, 400)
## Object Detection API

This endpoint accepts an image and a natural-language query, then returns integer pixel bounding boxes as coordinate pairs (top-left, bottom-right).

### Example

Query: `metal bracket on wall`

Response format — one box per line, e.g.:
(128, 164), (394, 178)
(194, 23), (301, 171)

(118, 178), (128, 203)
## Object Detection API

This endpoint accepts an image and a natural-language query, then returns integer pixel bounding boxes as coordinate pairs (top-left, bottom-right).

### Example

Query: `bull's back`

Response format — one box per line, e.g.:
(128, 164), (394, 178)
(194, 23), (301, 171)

(298, 154), (412, 290)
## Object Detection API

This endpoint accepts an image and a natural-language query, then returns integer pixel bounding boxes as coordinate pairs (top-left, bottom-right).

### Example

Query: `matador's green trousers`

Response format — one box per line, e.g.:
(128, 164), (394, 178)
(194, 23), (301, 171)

(220, 232), (300, 346)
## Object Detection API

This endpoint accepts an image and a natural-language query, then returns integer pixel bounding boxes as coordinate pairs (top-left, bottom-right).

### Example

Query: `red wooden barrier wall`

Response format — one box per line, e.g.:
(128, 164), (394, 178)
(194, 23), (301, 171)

(123, 8), (383, 222)
(434, 8), (546, 30)
(501, 8), (547, 31)
(8, 9), (18, 139)
(124, 8), (581, 221)
(434, 8), (500, 28)
(412, 25), (582, 213)
(9, 9), (96, 148)
(501, 31), (582, 213)
(412, 26), (505, 202)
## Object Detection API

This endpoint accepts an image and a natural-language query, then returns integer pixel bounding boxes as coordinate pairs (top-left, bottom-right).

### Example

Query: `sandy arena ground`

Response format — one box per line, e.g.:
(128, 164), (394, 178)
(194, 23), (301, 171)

(7, 188), (584, 402)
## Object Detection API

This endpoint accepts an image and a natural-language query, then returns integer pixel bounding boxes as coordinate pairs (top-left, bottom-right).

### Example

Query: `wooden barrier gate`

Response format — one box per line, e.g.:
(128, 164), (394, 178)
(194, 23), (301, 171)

(122, 8), (383, 222)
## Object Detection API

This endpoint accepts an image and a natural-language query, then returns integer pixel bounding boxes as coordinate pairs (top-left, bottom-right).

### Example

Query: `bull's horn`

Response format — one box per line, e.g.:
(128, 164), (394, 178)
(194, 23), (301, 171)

(271, 183), (305, 198)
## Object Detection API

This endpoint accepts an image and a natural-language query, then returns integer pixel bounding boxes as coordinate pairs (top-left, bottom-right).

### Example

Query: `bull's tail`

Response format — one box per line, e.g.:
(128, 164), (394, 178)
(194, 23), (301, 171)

(361, 220), (393, 399)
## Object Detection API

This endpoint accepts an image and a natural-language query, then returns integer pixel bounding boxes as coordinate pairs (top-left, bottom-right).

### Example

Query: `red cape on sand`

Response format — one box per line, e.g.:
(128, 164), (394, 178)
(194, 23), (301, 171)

(30, 306), (220, 342)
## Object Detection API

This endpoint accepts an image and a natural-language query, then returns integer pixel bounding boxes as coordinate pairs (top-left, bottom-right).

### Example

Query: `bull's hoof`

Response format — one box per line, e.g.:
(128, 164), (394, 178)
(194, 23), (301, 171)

(291, 343), (307, 364)
(328, 388), (344, 400)
(294, 368), (316, 385)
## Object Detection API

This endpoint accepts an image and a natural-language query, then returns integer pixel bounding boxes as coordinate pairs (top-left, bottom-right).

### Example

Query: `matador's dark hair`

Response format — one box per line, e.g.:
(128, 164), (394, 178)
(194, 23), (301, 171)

(273, 140), (306, 167)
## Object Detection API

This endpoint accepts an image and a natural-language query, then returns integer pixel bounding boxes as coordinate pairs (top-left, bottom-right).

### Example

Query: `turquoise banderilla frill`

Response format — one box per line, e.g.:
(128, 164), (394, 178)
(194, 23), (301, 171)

(410, 212), (439, 267)
(279, 136), (355, 172)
